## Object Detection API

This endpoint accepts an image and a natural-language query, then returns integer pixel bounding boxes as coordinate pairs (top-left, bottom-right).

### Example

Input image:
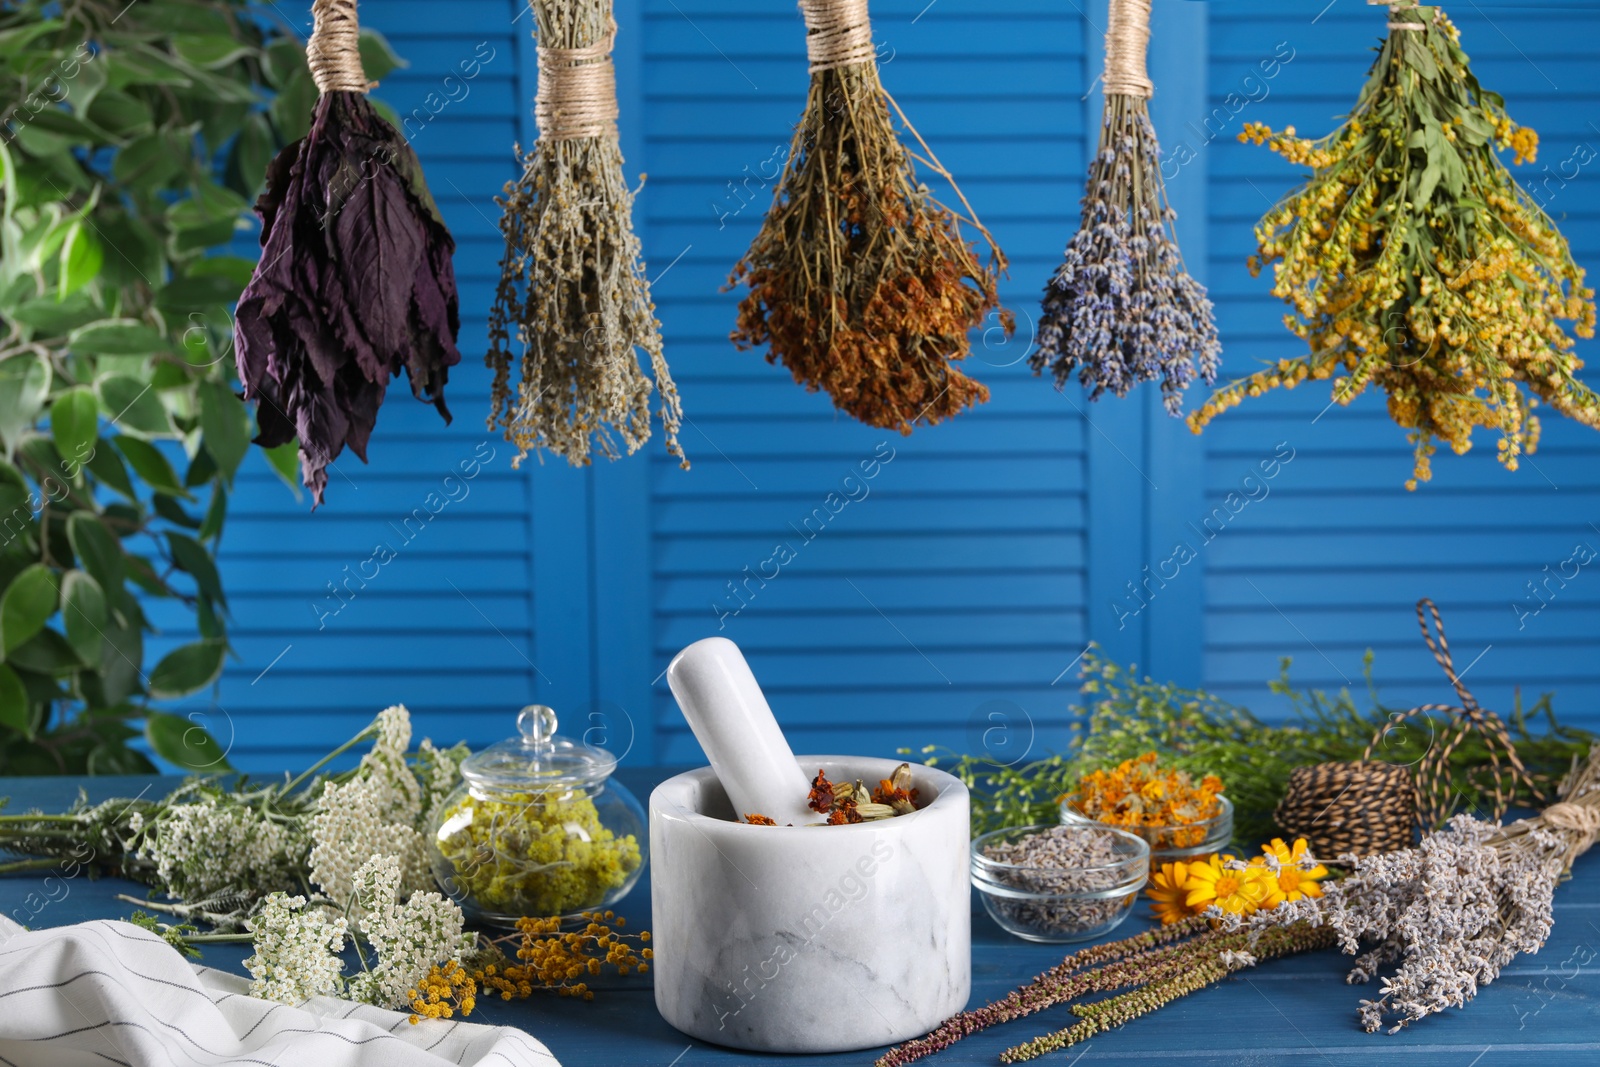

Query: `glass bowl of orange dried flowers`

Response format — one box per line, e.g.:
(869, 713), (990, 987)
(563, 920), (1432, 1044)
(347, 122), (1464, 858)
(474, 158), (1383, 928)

(1057, 753), (1233, 868)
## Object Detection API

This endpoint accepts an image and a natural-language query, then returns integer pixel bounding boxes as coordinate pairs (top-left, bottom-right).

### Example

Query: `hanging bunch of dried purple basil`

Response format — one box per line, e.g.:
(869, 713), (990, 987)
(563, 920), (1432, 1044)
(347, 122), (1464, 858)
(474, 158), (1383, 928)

(234, 0), (461, 506)
(486, 0), (685, 469)
(1032, 0), (1220, 415)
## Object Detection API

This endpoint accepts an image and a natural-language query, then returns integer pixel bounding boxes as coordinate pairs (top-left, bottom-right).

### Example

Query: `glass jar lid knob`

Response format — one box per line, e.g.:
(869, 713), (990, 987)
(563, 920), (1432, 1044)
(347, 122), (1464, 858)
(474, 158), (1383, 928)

(518, 704), (558, 750)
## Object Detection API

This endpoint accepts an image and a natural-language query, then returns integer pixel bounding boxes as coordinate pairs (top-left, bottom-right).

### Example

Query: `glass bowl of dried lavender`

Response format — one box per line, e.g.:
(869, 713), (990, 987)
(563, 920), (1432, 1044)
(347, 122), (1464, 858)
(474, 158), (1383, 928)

(971, 824), (1149, 943)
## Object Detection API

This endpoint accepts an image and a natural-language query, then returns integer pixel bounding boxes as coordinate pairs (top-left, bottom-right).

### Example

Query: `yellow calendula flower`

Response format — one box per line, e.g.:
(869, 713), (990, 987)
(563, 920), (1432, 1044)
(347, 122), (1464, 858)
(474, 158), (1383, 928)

(1251, 837), (1329, 908)
(1184, 854), (1269, 916)
(1145, 860), (1200, 925)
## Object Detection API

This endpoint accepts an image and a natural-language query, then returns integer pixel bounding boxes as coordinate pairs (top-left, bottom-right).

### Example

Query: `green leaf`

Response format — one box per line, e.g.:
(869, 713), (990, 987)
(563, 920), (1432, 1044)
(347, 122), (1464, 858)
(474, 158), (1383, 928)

(270, 68), (317, 144)
(67, 512), (123, 592)
(145, 709), (233, 772)
(9, 627), (81, 675)
(264, 440), (302, 498)
(0, 354), (51, 455)
(95, 211), (164, 289)
(50, 386), (99, 470)
(97, 374), (174, 437)
(358, 30), (407, 83)
(97, 615), (142, 705)
(112, 130), (187, 188)
(152, 492), (200, 529)
(147, 639), (225, 698)
(165, 182), (248, 252)
(85, 88), (153, 137)
(228, 112), (273, 198)
(184, 445), (218, 487)
(0, 663), (30, 737)
(114, 436), (187, 496)
(199, 483), (226, 542)
(61, 569), (106, 664)
(57, 220), (103, 299)
(70, 319), (169, 356)
(154, 273), (241, 313)
(8, 291), (100, 336)
(198, 379), (250, 483)
(86, 439), (136, 500)
(167, 530), (224, 608)
(172, 35), (255, 70)
(1, 563), (58, 655)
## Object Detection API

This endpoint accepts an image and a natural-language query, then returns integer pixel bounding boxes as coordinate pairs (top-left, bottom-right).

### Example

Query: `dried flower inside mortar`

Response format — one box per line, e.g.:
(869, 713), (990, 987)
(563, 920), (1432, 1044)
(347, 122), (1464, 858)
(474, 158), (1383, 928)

(1188, 4), (1597, 487)
(728, 0), (1010, 433)
(486, 0), (685, 468)
(742, 764), (923, 826)
(1059, 752), (1230, 860)
(428, 705), (645, 924)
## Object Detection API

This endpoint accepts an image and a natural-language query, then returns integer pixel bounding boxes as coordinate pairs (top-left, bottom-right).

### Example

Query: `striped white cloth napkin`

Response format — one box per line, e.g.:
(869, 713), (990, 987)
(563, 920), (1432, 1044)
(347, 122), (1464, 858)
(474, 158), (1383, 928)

(0, 915), (561, 1067)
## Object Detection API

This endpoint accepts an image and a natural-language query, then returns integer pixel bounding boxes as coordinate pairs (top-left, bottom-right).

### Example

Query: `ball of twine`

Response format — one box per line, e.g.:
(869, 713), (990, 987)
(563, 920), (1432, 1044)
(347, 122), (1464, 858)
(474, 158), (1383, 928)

(1274, 760), (1416, 860)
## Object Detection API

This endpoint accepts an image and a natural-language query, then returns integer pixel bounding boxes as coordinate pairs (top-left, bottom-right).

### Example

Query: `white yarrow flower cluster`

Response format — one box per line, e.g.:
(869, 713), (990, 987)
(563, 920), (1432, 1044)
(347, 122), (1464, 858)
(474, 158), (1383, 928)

(309, 705), (438, 902)
(345, 854), (467, 1009)
(142, 797), (298, 900)
(244, 893), (349, 1004)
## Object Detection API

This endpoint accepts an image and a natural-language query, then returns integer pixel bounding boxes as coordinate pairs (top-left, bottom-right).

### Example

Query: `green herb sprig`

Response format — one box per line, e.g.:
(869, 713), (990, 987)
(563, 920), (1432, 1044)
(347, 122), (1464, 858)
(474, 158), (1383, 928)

(921, 649), (1591, 846)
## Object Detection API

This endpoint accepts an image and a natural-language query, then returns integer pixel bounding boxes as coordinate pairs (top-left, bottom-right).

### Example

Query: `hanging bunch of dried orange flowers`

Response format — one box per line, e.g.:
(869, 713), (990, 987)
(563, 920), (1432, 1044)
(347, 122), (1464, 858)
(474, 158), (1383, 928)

(487, 0), (685, 468)
(729, 0), (1011, 433)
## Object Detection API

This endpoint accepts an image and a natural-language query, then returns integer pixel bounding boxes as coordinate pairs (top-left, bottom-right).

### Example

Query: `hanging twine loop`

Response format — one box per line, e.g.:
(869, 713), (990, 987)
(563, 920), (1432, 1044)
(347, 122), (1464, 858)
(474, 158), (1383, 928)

(1368, 0), (1431, 31)
(1276, 598), (1541, 860)
(799, 0), (876, 74)
(1104, 0), (1153, 99)
(307, 0), (372, 94)
(535, 15), (620, 141)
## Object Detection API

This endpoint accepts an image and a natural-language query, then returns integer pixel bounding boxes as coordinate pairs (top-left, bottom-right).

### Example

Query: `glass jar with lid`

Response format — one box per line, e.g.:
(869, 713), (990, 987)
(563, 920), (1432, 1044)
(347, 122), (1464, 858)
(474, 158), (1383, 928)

(427, 704), (646, 926)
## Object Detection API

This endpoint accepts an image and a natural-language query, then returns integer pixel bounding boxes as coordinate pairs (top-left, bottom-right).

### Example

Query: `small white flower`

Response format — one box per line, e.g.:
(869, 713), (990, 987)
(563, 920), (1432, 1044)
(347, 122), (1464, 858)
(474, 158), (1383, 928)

(244, 893), (348, 1004)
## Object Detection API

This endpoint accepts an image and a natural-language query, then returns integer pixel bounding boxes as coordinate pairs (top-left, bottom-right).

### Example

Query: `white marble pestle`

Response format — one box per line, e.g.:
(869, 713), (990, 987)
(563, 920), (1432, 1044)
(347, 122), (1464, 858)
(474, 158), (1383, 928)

(665, 636), (816, 826)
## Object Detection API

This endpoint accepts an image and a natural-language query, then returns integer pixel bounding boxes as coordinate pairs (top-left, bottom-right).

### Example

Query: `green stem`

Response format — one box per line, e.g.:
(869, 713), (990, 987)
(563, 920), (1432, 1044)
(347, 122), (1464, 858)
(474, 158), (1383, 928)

(0, 857), (66, 875)
(182, 933), (255, 945)
(0, 813), (84, 824)
(277, 725), (377, 799)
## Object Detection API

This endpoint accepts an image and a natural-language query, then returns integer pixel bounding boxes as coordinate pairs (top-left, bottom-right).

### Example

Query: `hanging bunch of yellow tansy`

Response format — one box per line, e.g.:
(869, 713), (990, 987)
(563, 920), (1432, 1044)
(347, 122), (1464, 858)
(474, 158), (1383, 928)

(1188, 4), (1597, 488)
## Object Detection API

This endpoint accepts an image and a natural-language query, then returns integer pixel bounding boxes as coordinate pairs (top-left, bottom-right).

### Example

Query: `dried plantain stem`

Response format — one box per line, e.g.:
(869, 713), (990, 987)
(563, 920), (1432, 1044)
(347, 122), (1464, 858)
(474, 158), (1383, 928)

(487, 0), (686, 469)
(730, 0), (1010, 434)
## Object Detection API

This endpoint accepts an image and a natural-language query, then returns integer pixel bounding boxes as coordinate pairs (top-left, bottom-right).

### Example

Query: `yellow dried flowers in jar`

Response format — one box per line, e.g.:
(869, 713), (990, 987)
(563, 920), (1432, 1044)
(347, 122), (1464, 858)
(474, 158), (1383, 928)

(428, 705), (645, 925)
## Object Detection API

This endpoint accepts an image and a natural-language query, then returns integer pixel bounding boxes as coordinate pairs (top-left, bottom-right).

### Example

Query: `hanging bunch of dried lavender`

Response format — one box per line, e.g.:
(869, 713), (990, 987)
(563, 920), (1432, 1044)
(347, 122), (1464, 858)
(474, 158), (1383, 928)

(486, 0), (685, 469)
(1326, 746), (1600, 1033)
(1032, 0), (1220, 415)
(729, 0), (1010, 433)
(235, 0), (461, 505)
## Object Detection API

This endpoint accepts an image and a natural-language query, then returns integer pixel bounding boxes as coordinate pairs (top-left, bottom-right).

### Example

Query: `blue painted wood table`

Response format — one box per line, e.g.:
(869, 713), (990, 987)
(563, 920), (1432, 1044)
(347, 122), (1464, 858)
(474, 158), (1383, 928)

(3, 770), (1598, 1067)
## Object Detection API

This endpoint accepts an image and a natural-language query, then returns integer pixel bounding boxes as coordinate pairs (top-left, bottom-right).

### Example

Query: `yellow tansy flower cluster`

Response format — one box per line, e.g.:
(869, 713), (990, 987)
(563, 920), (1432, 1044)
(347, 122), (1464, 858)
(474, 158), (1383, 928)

(407, 959), (476, 1025)
(1193, 12), (1598, 488)
(473, 910), (652, 1004)
(1067, 752), (1224, 849)
(1146, 837), (1328, 925)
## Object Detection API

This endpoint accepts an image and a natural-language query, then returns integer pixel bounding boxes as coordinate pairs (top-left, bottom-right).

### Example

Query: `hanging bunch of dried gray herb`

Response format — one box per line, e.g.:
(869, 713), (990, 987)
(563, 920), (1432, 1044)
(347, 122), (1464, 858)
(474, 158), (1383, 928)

(235, 0), (461, 506)
(486, 0), (686, 468)
(729, 0), (1010, 433)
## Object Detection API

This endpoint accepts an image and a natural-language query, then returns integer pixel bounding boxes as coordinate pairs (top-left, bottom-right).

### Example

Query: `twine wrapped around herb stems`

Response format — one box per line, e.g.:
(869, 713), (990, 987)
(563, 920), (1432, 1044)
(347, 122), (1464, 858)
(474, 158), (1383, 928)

(487, 0), (686, 469)
(728, 0), (1010, 434)
(1030, 0), (1220, 416)
(234, 0), (462, 506)
(306, 0), (372, 93)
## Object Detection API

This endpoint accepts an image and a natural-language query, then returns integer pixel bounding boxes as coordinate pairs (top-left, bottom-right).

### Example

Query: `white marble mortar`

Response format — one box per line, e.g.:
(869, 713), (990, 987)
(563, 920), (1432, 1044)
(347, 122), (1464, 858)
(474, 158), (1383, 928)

(649, 755), (971, 1053)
